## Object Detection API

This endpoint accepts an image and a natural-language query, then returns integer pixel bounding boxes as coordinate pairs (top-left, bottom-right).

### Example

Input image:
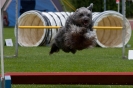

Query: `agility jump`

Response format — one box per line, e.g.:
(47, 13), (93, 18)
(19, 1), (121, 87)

(18, 26), (123, 30)
(5, 72), (133, 85)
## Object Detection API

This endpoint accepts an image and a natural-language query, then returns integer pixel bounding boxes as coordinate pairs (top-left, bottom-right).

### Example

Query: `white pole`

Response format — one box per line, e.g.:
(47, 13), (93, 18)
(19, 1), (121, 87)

(116, 0), (120, 12)
(104, 0), (106, 11)
(0, 1), (5, 88)
(118, 2), (120, 12)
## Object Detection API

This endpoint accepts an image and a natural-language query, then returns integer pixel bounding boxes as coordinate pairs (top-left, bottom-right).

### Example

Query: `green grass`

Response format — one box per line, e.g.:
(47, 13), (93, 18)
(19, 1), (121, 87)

(4, 47), (133, 72)
(1, 27), (133, 88)
(11, 85), (133, 88)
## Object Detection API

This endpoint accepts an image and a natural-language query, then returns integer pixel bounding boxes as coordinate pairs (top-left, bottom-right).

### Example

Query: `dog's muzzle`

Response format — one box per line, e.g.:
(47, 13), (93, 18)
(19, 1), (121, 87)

(83, 18), (90, 26)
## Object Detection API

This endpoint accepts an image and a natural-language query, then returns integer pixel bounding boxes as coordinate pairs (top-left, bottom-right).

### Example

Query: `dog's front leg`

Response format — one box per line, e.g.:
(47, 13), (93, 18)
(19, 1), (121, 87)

(69, 25), (87, 35)
(84, 31), (96, 39)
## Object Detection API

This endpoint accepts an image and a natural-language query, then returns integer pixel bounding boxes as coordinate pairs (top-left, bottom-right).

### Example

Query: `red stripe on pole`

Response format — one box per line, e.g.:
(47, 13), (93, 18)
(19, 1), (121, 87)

(129, 20), (133, 30)
(116, 0), (120, 4)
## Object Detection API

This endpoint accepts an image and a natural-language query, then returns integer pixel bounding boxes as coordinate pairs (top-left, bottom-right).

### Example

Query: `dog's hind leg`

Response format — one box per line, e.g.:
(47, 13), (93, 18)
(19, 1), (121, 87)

(49, 43), (60, 55)
(70, 49), (77, 54)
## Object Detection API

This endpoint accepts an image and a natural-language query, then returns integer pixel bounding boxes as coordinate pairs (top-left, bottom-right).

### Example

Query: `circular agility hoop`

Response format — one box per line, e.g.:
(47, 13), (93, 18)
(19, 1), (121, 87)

(92, 11), (131, 48)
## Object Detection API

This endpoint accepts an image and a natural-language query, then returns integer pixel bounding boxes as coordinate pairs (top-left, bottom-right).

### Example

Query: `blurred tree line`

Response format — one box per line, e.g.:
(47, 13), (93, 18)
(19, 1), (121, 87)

(65, 0), (133, 18)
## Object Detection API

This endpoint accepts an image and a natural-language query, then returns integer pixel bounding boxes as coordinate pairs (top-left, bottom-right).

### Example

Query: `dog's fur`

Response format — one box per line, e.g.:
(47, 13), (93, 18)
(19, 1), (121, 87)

(49, 3), (96, 54)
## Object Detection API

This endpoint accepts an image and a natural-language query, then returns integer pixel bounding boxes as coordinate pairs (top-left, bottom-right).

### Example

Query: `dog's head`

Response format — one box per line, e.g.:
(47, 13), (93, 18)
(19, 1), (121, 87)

(72, 3), (93, 28)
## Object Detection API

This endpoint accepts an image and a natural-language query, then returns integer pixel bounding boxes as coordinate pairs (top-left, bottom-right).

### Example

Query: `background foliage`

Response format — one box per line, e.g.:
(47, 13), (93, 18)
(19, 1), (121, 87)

(64, 0), (133, 18)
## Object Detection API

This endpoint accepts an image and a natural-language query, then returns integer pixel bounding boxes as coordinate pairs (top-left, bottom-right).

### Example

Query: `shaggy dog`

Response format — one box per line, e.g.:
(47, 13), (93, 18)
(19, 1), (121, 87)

(49, 3), (96, 54)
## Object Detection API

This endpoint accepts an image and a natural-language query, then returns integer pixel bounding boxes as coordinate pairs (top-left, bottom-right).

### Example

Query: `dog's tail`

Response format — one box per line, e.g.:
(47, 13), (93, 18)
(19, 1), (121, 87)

(49, 43), (60, 55)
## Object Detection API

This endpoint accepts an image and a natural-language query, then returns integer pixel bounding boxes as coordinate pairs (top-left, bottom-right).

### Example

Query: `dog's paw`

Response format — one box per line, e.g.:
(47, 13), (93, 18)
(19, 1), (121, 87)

(84, 31), (96, 39)
(49, 43), (60, 55)
(77, 27), (87, 34)
(81, 27), (87, 33)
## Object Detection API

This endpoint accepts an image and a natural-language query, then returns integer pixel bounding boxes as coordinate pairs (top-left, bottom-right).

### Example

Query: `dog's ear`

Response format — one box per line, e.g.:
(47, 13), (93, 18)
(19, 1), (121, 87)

(75, 9), (79, 12)
(87, 3), (93, 11)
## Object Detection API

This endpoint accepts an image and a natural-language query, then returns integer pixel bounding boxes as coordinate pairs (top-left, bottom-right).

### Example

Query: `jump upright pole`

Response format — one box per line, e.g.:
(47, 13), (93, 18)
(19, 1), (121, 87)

(14, 0), (18, 57)
(0, 1), (5, 88)
(1, 0), (11, 88)
(3, 0), (18, 58)
(122, 0), (126, 59)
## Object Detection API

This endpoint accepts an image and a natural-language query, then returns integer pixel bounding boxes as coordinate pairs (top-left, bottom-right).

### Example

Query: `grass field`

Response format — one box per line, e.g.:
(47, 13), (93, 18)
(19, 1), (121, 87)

(1, 27), (133, 88)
